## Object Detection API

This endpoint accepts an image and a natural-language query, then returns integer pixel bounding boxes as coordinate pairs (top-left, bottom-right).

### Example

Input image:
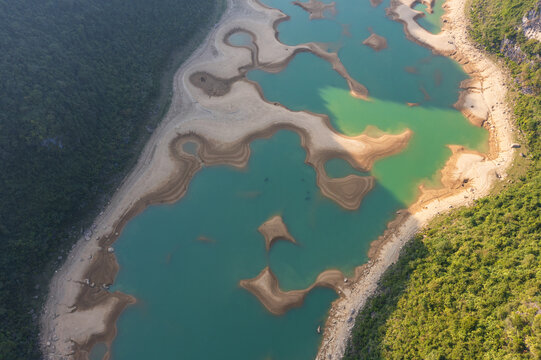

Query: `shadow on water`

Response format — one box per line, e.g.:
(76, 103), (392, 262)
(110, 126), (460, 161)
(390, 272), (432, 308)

(343, 236), (429, 360)
(109, 130), (408, 360)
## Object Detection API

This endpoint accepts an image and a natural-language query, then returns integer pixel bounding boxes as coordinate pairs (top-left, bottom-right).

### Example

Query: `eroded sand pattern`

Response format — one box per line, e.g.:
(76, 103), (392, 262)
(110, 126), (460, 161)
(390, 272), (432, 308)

(292, 0), (337, 20)
(239, 267), (345, 315)
(258, 215), (297, 251)
(362, 29), (388, 51)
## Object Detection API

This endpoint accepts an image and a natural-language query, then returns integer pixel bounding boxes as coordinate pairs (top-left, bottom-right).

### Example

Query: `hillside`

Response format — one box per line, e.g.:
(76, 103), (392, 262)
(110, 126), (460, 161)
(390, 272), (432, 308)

(344, 0), (541, 359)
(0, 0), (223, 358)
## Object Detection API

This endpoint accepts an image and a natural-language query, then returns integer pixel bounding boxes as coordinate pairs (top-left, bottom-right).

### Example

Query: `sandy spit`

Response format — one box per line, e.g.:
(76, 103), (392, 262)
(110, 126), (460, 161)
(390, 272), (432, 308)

(316, 0), (516, 358)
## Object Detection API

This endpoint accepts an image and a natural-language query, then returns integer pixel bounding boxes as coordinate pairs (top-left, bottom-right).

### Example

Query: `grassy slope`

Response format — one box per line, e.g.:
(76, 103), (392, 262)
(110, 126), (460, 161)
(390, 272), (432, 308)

(344, 0), (541, 359)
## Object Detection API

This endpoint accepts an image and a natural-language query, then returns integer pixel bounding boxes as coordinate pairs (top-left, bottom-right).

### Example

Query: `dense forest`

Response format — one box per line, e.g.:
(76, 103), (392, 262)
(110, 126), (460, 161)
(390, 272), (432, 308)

(345, 0), (540, 359)
(0, 0), (224, 358)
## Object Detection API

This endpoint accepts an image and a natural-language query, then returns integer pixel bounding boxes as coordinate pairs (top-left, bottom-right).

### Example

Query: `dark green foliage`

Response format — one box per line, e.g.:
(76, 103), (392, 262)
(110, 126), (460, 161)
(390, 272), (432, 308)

(468, 0), (537, 50)
(345, 0), (541, 359)
(0, 0), (223, 358)
(469, 0), (540, 153)
(345, 174), (541, 359)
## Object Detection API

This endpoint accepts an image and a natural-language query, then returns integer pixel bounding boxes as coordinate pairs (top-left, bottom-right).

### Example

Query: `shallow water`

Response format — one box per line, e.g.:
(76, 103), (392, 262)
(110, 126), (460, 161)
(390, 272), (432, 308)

(228, 31), (254, 46)
(414, 0), (445, 34)
(110, 0), (487, 359)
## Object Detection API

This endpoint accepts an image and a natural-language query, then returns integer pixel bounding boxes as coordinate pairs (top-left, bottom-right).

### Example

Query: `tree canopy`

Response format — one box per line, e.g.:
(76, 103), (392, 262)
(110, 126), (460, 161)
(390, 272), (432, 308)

(0, 0), (223, 358)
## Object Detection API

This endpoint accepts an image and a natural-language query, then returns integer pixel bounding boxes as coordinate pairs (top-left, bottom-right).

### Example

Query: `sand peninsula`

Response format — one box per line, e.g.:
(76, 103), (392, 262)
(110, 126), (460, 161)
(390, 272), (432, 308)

(316, 0), (516, 358)
(40, 0), (413, 358)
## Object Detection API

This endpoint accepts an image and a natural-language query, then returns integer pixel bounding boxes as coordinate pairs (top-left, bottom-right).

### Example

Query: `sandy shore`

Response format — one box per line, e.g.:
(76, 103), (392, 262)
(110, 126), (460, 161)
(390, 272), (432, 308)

(316, 0), (516, 358)
(40, 0), (416, 359)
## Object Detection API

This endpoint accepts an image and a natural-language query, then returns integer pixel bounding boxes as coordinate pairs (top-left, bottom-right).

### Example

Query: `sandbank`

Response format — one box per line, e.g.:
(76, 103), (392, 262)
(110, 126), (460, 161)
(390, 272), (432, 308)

(293, 0), (337, 20)
(258, 215), (297, 251)
(362, 30), (388, 51)
(240, 267), (345, 315)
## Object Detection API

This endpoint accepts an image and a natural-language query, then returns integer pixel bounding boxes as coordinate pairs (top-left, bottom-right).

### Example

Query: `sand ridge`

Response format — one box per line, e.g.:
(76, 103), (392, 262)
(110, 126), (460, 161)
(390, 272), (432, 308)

(40, 1), (413, 358)
(316, 0), (516, 358)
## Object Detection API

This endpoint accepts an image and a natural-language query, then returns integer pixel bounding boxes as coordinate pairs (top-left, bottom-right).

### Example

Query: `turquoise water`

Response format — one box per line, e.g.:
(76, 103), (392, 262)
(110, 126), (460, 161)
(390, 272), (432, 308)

(110, 0), (487, 359)
(414, 0), (445, 34)
(228, 31), (253, 46)
(325, 158), (366, 178)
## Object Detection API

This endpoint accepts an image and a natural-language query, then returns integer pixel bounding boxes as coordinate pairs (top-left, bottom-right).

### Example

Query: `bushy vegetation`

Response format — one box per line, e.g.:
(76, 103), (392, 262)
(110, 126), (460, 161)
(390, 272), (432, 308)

(345, 173), (541, 359)
(469, 0), (540, 152)
(345, 0), (540, 359)
(0, 0), (223, 358)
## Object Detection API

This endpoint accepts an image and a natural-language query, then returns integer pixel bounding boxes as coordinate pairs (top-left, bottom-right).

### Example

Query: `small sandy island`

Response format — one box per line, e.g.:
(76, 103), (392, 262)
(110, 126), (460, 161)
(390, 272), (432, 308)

(362, 28), (388, 51)
(40, 0), (517, 358)
(240, 267), (345, 315)
(258, 215), (297, 251)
